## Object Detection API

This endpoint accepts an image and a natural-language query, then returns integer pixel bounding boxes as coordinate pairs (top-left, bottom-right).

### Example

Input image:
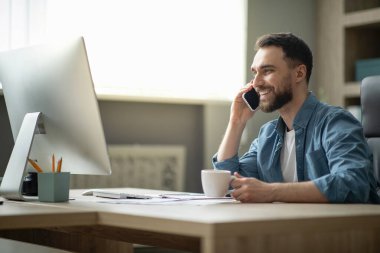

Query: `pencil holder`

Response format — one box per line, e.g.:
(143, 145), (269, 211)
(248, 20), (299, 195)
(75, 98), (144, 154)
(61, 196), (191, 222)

(38, 172), (70, 202)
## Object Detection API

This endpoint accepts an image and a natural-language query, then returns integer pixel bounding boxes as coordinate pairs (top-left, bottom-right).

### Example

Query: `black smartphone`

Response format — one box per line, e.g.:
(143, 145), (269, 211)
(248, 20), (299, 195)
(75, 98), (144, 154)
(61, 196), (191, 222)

(242, 89), (260, 111)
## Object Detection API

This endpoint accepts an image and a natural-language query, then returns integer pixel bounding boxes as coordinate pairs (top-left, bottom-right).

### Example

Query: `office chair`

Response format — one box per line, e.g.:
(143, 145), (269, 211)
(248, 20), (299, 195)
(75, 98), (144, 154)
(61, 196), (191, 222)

(361, 75), (380, 193)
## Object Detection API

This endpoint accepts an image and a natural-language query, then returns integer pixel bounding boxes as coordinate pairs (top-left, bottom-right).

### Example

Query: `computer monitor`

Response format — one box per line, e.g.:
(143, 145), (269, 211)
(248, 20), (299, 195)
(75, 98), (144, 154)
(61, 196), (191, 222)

(0, 37), (111, 200)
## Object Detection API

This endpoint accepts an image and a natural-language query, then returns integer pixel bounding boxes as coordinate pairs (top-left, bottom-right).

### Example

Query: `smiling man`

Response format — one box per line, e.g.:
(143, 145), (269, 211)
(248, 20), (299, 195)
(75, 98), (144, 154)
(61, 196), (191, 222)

(213, 33), (380, 203)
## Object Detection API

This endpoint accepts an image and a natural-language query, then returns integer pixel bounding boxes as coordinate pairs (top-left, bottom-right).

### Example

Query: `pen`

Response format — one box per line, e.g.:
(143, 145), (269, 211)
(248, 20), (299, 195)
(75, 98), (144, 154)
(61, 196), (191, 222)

(57, 158), (62, 173)
(28, 159), (43, 173)
(52, 154), (55, 173)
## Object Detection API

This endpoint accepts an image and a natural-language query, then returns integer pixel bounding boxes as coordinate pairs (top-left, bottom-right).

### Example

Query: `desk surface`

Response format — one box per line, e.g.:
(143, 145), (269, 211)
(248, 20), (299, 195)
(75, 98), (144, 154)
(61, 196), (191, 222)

(68, 188), (380, 236)
(1, 188), (380, 253)
(0, 199), (96, 230)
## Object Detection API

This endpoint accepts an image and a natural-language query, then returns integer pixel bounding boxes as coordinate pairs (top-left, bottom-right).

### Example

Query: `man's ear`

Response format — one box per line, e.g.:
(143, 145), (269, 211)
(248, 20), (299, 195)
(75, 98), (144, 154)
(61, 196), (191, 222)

(295, 64), (307, 83)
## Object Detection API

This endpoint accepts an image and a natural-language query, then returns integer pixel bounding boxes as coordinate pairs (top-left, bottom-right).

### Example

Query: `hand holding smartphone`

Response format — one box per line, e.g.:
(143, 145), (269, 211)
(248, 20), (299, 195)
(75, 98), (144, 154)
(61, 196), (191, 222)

(242, 89), (260, 111)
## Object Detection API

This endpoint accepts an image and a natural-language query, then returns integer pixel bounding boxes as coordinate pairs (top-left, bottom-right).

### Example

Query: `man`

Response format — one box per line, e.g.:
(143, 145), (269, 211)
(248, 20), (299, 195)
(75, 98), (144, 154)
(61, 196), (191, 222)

(213, 33), (380, 203)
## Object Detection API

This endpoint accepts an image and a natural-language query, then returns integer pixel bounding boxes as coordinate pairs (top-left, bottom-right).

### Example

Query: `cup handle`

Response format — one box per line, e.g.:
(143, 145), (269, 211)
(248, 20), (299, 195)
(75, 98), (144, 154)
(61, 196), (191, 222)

(225, 189), (234, 197)
(229, 175), (236, 186)
(226, 175), (236, 197)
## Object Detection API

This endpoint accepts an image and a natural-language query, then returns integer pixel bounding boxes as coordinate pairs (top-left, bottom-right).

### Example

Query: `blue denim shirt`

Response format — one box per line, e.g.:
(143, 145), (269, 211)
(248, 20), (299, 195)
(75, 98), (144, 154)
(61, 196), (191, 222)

(213, 93), (380, 203)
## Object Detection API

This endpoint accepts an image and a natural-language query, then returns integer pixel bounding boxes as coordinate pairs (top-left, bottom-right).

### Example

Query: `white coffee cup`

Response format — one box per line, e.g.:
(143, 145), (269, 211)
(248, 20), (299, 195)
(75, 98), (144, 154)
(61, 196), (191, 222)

(201, 169), (232, 197)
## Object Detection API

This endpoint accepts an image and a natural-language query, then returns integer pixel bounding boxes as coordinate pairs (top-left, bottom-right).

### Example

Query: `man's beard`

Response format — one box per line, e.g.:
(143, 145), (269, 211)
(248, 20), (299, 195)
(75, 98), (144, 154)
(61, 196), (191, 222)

(259, 75), (293, 113)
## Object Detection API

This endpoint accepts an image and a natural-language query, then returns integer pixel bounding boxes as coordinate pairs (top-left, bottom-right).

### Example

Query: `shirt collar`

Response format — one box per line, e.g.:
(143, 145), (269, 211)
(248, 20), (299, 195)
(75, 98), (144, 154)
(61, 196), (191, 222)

(275, 92), (319, 135)
(293, 92), (319, 129)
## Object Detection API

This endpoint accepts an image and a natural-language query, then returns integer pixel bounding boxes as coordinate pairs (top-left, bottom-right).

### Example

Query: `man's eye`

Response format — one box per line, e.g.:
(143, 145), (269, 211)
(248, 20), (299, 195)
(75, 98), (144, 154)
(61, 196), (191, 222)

(264, 69), (273, 74)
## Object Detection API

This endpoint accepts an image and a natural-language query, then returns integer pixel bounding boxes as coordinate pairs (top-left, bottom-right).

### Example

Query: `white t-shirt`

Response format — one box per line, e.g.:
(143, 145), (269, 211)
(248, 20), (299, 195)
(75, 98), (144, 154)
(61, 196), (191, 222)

(280, 129), (298, 182)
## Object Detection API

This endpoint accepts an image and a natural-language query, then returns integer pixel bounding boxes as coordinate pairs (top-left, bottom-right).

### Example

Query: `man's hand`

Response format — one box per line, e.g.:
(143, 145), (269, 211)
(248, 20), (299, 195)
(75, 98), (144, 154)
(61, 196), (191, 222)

(230, 82), (256, 125)
(230, 172), (329, 203)
(230, 172), (275, 203)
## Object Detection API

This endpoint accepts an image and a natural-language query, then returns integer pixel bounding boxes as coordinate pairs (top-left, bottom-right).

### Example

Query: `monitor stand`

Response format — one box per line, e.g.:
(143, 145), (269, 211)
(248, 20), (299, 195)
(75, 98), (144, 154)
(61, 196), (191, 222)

(0, 112), (45, 201)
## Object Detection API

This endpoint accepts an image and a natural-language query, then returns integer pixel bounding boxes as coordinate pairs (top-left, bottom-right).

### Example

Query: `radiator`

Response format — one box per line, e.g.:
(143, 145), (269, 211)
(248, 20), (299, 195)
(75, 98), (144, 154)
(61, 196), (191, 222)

(70, 145), (186, 191)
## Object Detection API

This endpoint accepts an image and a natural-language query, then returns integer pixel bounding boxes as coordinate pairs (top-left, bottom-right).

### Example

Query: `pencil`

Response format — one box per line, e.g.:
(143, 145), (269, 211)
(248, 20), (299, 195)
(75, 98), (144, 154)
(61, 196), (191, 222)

(52, 154), (55, 173)
(28, 159), (43, 173)
(57, 158), (62, 173)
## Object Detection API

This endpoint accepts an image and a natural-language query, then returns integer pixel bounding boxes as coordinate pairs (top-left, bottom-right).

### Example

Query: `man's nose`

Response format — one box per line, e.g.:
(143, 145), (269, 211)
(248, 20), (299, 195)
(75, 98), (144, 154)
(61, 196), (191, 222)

(252, 75), (264, 88)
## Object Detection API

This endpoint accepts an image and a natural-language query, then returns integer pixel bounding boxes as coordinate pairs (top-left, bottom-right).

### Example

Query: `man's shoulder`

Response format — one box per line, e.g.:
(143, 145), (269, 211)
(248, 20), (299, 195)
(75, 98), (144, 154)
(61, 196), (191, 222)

(310, 101), (363, 135)
(314, 101), (355, 121)
(296, 93), (353, 126)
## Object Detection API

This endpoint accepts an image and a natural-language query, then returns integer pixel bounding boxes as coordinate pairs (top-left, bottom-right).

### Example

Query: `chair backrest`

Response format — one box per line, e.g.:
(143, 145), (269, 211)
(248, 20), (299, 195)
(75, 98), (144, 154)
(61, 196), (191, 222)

(361, 75), (380, 187)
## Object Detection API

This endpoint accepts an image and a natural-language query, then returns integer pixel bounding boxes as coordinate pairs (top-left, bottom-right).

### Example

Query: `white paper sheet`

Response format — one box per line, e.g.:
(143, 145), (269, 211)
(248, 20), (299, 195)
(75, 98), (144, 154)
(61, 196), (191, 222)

(96, 194), (236, 205)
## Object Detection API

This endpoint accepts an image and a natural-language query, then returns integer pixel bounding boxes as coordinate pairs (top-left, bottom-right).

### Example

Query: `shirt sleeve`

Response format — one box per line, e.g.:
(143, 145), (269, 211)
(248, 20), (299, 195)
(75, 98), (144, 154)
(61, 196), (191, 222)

(312, 110), (376, 203)
(212, 138), (260, 178)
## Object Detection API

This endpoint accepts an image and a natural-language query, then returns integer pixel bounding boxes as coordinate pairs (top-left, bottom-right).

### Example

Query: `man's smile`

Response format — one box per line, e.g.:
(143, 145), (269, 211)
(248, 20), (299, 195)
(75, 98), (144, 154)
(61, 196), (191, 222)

(256, 88), (271, 100)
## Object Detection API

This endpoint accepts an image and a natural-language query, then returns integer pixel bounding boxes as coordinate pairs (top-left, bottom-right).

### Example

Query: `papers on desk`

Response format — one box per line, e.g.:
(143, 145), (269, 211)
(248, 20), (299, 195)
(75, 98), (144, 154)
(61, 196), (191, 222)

(75, 189), (237, 205)
(95, 193), (236, 205)
(160, 193), (232, 200)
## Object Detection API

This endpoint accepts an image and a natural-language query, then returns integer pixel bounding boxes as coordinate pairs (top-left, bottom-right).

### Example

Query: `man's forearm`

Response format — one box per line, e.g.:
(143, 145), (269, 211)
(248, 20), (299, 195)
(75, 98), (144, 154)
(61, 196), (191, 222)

(217, 122), (246, 162)
(271, 181), (328, 203)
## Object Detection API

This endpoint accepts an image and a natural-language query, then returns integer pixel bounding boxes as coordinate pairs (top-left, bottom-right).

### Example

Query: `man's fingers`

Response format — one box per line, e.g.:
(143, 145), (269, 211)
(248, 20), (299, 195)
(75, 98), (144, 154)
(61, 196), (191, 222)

(231, 187), (245, 201)
(234, 172), (243, 178)
(230, 176), (244, 189)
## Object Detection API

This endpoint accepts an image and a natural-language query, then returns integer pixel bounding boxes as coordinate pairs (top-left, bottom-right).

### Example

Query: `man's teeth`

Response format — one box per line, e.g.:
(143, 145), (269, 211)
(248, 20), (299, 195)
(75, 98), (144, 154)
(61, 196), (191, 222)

(259, 90), (270, 96)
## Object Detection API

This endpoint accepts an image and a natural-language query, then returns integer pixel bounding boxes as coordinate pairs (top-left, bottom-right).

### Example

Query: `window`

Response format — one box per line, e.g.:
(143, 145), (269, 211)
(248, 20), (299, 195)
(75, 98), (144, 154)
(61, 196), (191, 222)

(0, 0), (247, 102)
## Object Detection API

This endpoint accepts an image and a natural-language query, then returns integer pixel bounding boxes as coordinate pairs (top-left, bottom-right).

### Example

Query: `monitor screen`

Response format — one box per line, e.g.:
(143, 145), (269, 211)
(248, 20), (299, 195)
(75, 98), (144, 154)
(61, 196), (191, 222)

(0, 37), (111, 199)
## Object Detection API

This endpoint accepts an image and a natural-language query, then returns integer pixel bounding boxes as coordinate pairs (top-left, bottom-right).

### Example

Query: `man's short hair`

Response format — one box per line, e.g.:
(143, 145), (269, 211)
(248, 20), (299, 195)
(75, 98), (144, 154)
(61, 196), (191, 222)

(255, 33), (313, 83)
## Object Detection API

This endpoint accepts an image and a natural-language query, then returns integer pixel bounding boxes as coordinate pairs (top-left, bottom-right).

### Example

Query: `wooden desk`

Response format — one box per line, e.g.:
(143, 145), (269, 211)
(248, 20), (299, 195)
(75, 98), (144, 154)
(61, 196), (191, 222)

(1, 188), (380, 253)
